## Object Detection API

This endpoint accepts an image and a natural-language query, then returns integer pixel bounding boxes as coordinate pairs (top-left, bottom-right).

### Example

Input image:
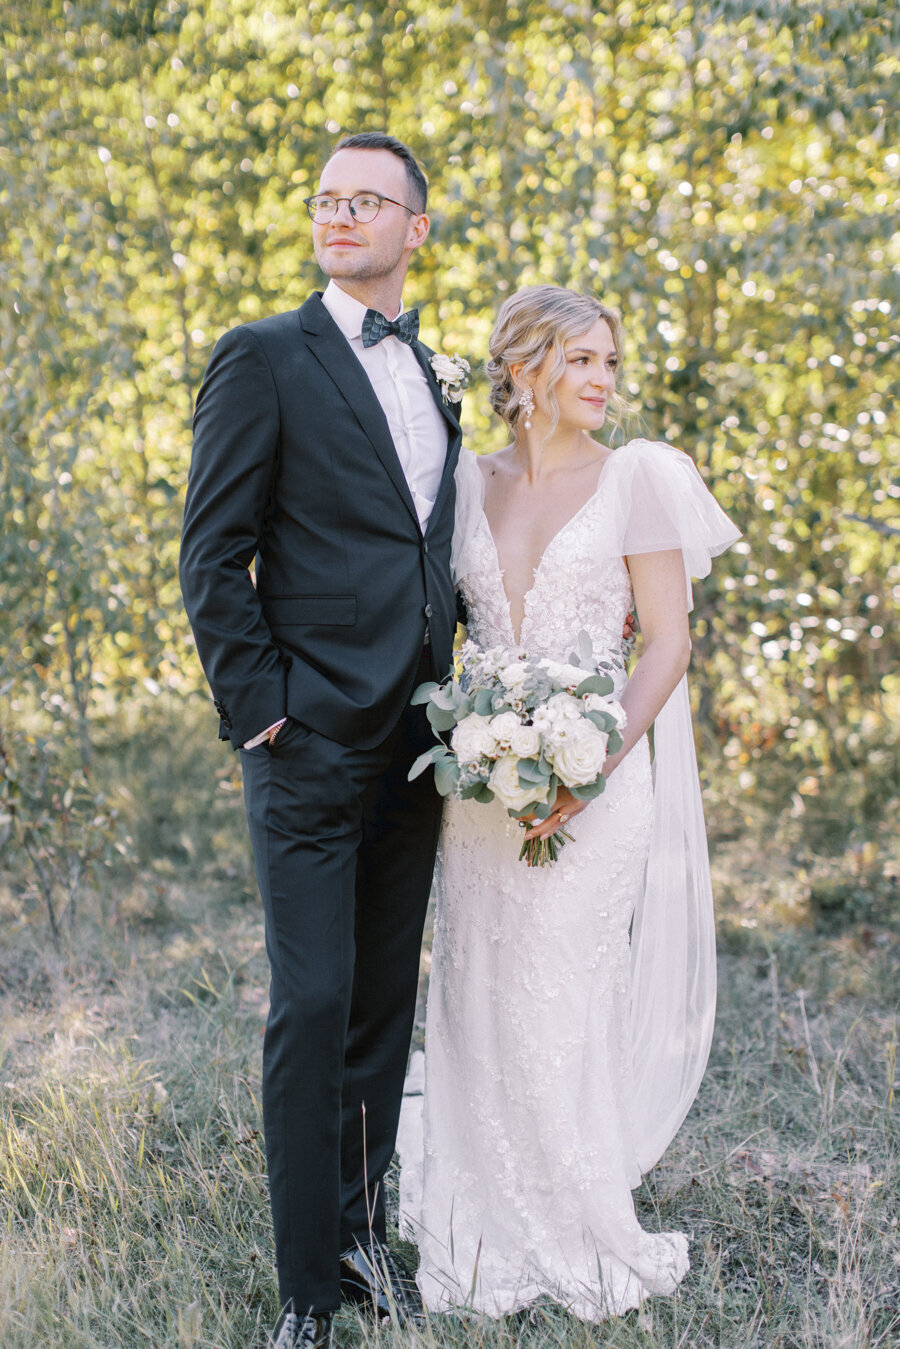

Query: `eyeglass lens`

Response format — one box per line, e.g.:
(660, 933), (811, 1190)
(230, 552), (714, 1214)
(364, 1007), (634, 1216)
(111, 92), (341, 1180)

(308, 194), (382, 222)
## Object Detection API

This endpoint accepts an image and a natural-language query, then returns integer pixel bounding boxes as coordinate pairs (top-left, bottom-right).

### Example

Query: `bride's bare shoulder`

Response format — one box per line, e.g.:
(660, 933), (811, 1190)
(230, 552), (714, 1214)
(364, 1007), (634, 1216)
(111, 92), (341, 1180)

(476, 445), (517, 484)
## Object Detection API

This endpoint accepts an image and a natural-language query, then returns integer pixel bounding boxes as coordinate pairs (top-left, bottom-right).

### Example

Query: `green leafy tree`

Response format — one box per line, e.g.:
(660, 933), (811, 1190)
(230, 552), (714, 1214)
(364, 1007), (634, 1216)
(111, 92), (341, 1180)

(1, 0), (897, 924)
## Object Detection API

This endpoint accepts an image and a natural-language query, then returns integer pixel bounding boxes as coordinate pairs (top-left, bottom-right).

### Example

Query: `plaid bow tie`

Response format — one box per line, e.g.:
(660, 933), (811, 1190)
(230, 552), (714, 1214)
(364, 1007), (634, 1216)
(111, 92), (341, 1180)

(361, 307), (420, 348)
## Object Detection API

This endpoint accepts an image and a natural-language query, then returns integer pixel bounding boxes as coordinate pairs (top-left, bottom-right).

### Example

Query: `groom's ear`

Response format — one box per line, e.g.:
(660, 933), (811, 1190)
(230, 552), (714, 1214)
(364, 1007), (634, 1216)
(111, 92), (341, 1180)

(407, 211), (430, 251)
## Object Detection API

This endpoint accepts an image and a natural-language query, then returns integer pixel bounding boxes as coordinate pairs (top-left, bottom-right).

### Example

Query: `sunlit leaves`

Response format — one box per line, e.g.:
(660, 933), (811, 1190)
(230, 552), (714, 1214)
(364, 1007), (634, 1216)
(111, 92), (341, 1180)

(0, 0), (897, 811)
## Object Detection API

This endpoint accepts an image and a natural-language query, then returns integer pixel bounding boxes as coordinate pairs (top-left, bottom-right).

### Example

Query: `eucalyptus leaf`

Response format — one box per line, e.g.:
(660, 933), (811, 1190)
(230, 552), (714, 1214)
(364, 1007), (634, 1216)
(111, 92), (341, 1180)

(410, 681), (440, 706)
(407, 744), (449, 781)
(473, 689), (495, 717)
(426, 704), (459, 733)
(570, 630), (595, 668)
(575, 674), (615, 698)
(434, 757), (462, 797)
(517, 758), (551, 785)
(431, 684), (460, 711)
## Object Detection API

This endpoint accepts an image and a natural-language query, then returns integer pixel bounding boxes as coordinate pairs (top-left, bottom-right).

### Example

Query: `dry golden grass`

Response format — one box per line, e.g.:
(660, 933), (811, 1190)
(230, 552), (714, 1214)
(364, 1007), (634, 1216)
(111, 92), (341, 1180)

(0, 704), (896, 1347)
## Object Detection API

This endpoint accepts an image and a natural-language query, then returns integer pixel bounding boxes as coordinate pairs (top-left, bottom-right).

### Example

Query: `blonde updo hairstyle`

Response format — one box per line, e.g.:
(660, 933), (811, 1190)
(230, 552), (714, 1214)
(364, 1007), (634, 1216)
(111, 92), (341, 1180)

(487, 285), (628, 435)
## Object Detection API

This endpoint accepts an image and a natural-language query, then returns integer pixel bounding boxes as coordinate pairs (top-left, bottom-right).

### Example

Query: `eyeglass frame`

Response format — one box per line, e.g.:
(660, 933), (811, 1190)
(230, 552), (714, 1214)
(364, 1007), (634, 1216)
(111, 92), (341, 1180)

(303, 191), (419, 223)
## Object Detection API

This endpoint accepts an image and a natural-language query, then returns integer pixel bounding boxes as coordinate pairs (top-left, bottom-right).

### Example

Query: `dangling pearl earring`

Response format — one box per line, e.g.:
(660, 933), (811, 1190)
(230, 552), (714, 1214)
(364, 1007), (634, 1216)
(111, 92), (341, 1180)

(518, 385), (535, 430)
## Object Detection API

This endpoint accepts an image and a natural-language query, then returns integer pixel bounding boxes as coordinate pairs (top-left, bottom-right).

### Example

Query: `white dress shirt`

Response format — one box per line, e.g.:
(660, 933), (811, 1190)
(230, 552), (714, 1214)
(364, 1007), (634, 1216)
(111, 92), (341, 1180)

(321, 280), (447, 531)
(243, 281), (448, 748)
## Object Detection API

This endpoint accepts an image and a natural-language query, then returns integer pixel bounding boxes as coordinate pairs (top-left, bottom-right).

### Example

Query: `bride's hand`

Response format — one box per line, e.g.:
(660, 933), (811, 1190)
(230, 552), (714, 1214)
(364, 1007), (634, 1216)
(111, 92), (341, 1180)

(521, 787), (588, 842)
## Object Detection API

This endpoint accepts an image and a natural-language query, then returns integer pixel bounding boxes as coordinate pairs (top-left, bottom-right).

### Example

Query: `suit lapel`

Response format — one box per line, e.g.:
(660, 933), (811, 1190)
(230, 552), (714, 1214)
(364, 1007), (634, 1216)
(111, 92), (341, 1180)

(298, 296), (420, 529)
(297, 295), (463, 539)
(412, 341), (464, 539)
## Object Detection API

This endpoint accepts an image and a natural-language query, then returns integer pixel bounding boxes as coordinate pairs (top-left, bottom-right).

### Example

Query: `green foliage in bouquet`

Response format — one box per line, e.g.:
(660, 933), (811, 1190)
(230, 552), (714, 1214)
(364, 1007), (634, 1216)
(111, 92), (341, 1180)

(409, 634), (626, 864)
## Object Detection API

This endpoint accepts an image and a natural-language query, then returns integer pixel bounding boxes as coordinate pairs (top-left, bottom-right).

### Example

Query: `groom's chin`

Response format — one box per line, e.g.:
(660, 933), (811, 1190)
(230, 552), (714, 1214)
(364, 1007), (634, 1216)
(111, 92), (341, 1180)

(317, 244), (367, 274)
(320, 259), (371, 284)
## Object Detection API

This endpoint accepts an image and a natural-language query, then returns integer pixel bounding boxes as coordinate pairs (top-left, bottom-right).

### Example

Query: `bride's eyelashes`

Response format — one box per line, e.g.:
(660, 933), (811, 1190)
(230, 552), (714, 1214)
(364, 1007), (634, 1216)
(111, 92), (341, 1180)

(567, 355), (617, 370)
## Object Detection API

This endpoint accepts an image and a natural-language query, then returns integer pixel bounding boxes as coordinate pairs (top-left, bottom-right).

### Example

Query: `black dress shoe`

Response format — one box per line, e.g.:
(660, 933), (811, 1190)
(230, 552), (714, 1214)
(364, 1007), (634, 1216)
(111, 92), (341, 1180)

(271, 1310), (332, 1348)
(339, 1240), (425, 1326)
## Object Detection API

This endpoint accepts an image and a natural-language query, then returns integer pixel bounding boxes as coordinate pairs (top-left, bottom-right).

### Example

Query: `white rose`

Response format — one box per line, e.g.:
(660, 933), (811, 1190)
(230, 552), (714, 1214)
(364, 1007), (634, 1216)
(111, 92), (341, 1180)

(431, 354), (460, 381)
(548, 720), (609, 787)
(489, 711), (521, 746)
(499, 662), (528, 689)
(509, 724), (542, 758)
(451, 713), (498, 763)
(488, 754), (549, 812)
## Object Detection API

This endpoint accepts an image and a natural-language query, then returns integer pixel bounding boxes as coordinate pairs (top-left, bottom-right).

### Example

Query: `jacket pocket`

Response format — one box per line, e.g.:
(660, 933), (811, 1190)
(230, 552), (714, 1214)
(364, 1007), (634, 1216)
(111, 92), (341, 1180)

(263, 594), (357, 626)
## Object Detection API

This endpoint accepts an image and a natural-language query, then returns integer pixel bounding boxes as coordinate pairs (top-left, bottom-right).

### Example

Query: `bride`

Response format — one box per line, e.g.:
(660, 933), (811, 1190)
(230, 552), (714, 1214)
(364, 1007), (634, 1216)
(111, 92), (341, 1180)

(398, 285), (740, 1321)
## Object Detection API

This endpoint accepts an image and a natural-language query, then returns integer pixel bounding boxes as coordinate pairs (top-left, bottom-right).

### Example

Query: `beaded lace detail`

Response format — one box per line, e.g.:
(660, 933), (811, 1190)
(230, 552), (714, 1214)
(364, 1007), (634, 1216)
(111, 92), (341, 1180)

(458, 482), (635, 677)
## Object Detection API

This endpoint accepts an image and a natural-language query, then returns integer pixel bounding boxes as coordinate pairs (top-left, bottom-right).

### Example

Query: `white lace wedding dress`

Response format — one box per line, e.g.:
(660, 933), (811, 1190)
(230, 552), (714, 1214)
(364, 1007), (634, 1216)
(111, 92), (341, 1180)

(398, 440), (740, 1322)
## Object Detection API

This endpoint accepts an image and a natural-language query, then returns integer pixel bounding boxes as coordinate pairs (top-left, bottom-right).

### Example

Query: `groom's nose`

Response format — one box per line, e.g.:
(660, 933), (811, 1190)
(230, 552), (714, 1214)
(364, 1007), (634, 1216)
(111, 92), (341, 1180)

(331, 198), (357, 226)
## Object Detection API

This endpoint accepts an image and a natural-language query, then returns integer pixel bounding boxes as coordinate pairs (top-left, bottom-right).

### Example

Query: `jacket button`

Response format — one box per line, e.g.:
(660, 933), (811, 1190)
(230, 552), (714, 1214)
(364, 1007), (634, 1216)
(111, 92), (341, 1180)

(422, 541), (429, 555)
(424, 604), (433, 618)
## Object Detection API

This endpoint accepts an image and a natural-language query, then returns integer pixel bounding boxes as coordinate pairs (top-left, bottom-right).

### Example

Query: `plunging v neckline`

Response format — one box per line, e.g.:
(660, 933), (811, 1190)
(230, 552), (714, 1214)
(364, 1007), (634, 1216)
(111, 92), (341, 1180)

(479, 451), (618, 646)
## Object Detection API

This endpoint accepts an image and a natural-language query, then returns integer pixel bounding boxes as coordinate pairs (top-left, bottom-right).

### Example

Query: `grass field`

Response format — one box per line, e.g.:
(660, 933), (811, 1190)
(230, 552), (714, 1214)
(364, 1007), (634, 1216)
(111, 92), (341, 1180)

(1, 702), (896, 1348)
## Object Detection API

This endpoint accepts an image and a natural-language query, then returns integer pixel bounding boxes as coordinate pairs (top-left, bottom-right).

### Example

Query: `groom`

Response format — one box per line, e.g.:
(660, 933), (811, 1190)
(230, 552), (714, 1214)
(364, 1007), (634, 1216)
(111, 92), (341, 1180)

(180, 133), (462, 1348)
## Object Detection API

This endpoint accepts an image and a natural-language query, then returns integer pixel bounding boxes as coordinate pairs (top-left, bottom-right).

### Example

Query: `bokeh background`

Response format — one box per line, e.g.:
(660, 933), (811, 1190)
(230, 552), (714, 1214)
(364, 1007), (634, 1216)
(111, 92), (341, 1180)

(3, 0), (897, 911)
(0, 4), (897, 1347)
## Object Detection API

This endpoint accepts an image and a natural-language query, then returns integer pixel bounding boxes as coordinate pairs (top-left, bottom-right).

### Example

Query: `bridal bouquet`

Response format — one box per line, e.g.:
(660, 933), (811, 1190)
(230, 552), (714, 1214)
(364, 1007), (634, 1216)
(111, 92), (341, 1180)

(408, 634), (626, 866)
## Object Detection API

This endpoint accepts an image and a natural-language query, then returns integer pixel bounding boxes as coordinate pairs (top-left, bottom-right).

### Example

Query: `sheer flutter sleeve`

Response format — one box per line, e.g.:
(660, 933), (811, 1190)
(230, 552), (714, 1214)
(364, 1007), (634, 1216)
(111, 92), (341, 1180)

(603, 438), (741, 610)
(608, 440), (741, 1173)
(450, 448), (486, 587)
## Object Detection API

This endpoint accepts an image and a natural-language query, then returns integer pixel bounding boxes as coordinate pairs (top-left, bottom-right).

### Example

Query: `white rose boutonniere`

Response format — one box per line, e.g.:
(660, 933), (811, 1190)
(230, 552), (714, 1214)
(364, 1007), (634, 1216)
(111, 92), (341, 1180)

(430, 352), (471, 404)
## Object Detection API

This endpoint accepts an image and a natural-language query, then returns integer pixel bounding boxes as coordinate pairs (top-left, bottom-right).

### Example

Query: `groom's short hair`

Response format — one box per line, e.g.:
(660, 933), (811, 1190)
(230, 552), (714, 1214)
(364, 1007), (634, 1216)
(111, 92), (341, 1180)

(332, 132), (428, 214)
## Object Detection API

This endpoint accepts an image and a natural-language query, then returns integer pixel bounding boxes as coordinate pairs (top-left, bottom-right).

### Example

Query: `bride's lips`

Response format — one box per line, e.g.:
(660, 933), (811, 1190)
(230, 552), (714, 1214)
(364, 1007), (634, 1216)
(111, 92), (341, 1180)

(582, 397), (607, 408)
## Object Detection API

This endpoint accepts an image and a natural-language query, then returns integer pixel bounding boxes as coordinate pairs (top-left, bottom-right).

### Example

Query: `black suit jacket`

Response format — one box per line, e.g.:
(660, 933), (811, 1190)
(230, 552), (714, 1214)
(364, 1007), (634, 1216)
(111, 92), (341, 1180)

(180, 292), (463, 750)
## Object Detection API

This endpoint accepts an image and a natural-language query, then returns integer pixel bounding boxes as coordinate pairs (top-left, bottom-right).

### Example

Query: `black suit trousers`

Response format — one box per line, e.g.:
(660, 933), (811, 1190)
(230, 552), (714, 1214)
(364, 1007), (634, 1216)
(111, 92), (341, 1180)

(240, 650), (442, 1313)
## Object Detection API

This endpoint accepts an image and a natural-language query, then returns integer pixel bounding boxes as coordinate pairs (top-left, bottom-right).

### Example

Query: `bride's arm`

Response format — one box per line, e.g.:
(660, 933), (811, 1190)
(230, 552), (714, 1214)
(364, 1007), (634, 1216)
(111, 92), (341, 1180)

(604, 547), (691, 777)
(523, 547), (690, 840)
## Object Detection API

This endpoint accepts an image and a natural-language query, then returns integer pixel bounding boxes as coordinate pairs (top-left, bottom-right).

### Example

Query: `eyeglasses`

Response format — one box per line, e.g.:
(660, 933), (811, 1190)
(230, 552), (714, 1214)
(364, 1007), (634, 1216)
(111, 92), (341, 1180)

(303, 192), (417, 224)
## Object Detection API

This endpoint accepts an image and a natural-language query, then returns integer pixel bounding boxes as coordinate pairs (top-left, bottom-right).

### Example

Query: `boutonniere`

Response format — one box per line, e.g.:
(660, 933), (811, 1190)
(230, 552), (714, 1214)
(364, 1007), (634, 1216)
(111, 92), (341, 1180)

(429, 352), (471, 405)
